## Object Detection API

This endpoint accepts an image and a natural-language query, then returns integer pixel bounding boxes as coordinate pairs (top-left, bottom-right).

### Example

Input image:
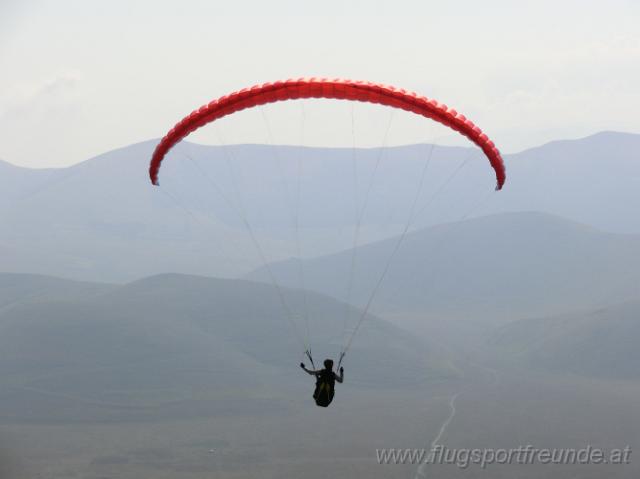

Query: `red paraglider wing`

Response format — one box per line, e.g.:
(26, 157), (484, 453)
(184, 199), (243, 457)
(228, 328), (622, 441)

(149, 78), (506, 189)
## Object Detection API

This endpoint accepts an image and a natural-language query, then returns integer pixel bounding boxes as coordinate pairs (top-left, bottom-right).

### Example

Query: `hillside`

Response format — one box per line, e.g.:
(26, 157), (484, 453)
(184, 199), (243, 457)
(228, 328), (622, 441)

(0, 273), (452, 422)
(249, 212), (640, 322)
(1, 132), (639, 283)
(487, 300), (640, 379)
(0, 273), (113, 312)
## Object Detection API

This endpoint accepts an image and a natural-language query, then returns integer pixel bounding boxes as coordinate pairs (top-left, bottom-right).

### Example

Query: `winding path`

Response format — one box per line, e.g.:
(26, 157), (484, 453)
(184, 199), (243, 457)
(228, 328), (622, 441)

(414, 392), (459, 479)
(414, 362), (500, 478)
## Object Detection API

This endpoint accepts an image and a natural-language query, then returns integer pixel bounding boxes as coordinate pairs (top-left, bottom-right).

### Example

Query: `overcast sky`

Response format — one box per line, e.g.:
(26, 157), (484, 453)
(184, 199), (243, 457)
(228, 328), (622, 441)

(1, 0), (638, 168)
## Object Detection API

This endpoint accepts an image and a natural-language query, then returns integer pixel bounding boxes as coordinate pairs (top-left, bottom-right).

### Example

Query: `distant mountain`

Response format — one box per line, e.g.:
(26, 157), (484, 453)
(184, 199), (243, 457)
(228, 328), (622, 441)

(0, 272), (113, 314)
(490, 131), (640, 234)
(1, 131), (639, 283)
(487, 300), (640, 379)
(249, 212), (640, 323)
(1, 141), (294, 282)
(0, 273), (452, 422)
(0, 158), (59, 205)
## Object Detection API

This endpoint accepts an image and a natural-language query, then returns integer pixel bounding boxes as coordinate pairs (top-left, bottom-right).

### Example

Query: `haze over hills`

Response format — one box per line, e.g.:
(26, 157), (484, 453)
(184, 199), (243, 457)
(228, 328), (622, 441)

(0, 272), (451, 423)
(487, 299), (640, 380)
(0, 158), (59, 205)
(3, 132), (640, 385)
(0, 273), (114, 313)
(1, 131), (639, 283)
(250, 212), (640, 323)
(486, 131), (640, 234)
(2, 134), (640, 478)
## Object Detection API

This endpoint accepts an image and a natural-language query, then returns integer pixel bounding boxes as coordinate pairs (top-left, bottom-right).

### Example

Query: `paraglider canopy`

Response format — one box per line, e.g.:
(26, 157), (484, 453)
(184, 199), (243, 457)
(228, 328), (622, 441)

(149, 78), (506, 190)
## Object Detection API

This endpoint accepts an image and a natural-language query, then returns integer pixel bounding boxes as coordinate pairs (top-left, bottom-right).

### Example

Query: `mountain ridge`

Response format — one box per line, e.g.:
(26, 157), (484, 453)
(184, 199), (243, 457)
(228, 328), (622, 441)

(248, 211), (640, 322)
(2, 131), (639, 284)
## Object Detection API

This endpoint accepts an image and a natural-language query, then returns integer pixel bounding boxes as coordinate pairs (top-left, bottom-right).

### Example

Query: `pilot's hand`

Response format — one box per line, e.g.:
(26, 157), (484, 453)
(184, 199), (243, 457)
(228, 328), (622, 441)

(300, 363), (305, 369)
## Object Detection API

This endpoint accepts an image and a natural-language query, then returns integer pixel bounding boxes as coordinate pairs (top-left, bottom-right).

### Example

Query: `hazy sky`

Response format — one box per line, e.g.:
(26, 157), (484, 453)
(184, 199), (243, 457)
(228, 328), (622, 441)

(1, 0), (638, 168)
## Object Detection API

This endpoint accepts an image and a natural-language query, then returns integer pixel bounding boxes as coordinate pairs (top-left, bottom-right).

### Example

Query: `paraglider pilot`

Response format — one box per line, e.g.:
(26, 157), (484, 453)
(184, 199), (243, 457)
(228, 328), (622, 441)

(300, 358), (343, 407)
